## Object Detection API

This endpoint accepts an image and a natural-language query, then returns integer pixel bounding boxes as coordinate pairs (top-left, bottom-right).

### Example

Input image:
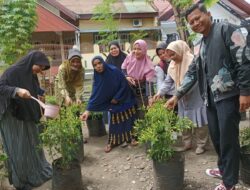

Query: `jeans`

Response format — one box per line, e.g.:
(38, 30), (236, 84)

(206, 92), (240, 187)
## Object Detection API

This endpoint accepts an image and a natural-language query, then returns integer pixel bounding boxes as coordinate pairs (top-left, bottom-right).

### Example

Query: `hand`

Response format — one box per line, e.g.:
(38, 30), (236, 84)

(164, 96), (178, 109)
(126, 76), (136, 86)
(65, 96), (72, 106)
(76, 99), (82, 105)
(38, 95), (45, 103)
(16, 88), (31, 99)
(239, 95), (250, 112)
(80, 111), (90, 121)
(153, 93), (161, 101)
(148, 97), (154, 107)
(111, 99), (118, 104)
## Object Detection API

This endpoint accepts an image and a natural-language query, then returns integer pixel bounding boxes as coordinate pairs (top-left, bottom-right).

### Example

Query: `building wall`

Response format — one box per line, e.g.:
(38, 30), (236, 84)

(209, 4), (241, 25)
(80, 33), (94, 54)
(78, 17), (159, 69)
(80, 42), (159, 70)
(79, 18), (156, 30)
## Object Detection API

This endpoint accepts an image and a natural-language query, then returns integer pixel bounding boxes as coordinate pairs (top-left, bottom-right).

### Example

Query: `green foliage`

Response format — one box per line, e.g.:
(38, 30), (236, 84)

(91, 0), (118, 48)
(172, 0), (193, 9)
(45, 95), (59, 105)
(130, 30), (149, 44)
(40, 104), (83, 168)
(134, 100), (193, 162)
(204, 0), (219, 8)
(0, 0), (37, 64)
(240, 127), (250, 153)
(0, 147), (7, 185)
(0, 64), (9, 75)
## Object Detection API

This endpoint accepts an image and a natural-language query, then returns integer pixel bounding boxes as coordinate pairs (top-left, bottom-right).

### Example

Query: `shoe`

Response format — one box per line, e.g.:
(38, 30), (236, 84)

(205, 168), (222, 178)
(184, 144), (192, 151)
(130, 139), (138, 146)
(173, 145), (192, 152)
(195, 147), (205, 155)
(214, 183), (235, 190)
(120, 141), (128, 148)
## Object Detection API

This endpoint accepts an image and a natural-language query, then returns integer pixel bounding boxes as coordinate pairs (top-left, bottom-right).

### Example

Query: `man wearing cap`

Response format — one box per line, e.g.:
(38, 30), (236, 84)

(55, 47), (84, 106)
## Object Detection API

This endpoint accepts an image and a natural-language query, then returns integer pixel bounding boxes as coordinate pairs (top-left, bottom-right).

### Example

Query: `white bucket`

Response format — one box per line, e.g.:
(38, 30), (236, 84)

(31, 96), (60, 118)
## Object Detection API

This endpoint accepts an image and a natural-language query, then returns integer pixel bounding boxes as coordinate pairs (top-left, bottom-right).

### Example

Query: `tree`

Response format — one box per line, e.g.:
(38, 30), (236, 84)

(91, 0), (118, 50)
(92, 0), (149, 52)
(0, 0), (37, 65)
(148, 0), (219, 46)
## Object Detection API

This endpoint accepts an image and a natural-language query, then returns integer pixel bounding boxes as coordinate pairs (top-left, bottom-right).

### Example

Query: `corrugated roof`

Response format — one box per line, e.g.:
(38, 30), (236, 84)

(153, 0), (250, 22)
(42, 0), (78, 20)
(220, 0), (250, 18)
(56, 0), (157, 15)
(35, 4), (78, 32)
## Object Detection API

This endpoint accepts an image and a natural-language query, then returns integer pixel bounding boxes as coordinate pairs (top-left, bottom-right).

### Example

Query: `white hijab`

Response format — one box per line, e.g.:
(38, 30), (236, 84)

(167, 40), (194, 88)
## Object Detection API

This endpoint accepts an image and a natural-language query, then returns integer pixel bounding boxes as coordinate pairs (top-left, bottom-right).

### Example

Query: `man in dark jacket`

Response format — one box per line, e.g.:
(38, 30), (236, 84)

(166, 3), (250, 190)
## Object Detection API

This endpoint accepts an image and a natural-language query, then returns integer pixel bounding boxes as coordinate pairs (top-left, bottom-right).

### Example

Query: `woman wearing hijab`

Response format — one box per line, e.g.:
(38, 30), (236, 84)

(105, 40), (127, 70)
(104, 41), (127, 123)
(154, 40), (209, 155)
(155, 41), (175, 99)
(55, 48), (84, 106)
(80, 56), (137, 153)
(121, 39), (155, 114)
(0, 51), (52, 190)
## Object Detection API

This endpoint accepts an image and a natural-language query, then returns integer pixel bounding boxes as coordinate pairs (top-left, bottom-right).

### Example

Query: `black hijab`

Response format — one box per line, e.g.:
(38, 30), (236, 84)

(0, 50), (50, 121)
(105, 40), (127, 70)
(156, 41), (170, 75)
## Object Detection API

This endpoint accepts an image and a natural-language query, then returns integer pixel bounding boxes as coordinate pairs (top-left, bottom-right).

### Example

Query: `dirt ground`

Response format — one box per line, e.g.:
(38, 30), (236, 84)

(2, 120), (250, 190)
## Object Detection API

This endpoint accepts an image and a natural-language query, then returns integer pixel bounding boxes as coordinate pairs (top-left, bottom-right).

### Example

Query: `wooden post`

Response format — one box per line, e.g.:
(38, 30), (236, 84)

(58, 32), (65, 62)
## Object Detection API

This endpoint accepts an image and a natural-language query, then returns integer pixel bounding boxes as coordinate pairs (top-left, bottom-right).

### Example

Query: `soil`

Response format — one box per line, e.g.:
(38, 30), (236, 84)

(2, 120), (250, 190)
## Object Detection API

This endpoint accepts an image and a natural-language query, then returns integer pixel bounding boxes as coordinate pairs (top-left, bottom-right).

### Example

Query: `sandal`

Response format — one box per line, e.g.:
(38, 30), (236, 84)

(130, 139), (138, 146)
(104, 144), (112, 153)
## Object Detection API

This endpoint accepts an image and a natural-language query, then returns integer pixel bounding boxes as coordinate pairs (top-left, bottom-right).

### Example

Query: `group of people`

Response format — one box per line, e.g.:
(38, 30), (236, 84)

(0, 2), (249, 190)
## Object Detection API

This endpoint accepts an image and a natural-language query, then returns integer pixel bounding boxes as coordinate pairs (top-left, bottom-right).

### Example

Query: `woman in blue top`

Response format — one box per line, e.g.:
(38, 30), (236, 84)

(80, 56), (137, 152)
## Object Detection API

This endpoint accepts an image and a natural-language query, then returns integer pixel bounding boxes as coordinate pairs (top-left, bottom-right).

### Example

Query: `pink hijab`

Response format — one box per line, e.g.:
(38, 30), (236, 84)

(121, 39), (155, 81)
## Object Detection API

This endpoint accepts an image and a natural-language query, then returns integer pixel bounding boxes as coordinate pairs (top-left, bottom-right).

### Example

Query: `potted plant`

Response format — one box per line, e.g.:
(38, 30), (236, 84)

(40, 104), (84, 190)
(45, 96), (85, 161)
(239, 126), (250, 185)
(134, 100), (193, 190)
(86, 111), (107, 137)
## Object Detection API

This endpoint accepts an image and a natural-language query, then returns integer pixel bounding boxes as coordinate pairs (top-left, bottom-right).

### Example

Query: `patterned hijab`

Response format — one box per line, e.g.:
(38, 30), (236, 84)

(121, 39), (155, 81)
(167, 40), (194, 87)
(60, 57), (83, 83)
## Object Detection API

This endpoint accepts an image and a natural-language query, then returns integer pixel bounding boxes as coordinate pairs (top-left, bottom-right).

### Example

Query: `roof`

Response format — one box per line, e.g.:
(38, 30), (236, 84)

(80, 27), (160, 33)
(219, 0), (250, 19)
(152, 0), (173, 21)
(56, 0), (157, 16)
(42, 0), (78, 20)
(35, 4), (78, 32)
(153, 0), (250, 22)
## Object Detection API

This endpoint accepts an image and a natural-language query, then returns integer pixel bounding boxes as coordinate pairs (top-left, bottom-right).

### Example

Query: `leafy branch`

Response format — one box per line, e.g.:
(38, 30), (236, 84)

(0, 0), (37, 64)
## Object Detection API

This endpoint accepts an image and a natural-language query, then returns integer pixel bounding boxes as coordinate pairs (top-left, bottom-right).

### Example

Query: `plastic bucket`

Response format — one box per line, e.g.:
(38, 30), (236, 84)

(31, 96), (60, 118)
(44, 104), (60, 118)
